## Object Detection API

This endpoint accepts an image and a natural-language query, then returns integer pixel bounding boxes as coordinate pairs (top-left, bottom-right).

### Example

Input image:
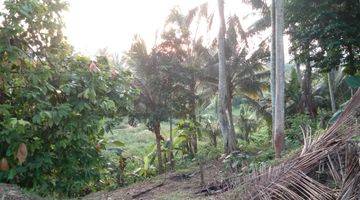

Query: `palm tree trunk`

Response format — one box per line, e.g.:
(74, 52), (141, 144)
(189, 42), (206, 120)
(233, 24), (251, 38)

(270, 0), (276, 133)
(218, 0), (237, 154)
(274, 0), (285, 159)
(154, 122), (164, 173)
(328, 69), (336, 113)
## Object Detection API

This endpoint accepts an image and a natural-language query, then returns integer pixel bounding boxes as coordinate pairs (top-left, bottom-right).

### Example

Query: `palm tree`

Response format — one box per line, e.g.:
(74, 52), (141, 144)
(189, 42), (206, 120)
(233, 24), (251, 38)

(200, 14), (271, 129)
(160, 4), (213, 155)
(270, 0), (276, 134)
(274, 0), (285, 158)
(125, 36), (174, 173)
(217, 0), (238, 153)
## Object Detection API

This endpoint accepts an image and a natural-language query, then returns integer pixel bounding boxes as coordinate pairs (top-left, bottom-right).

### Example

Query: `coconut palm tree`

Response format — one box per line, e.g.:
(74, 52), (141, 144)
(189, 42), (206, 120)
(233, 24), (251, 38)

(274, 0), (285, 158)
(125, 36), (174, 173)
(270, 0), (276, 134)
(159, 4), (213, 155)
(200, 14), (271, 128)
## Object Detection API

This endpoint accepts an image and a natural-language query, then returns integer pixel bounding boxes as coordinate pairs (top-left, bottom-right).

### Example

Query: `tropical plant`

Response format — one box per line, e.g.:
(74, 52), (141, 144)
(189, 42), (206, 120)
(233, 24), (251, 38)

(202, 14), (271, 140)
(217, 0), (238, 154)
(237, 105), (258, 143)
(233, 89), (360, 199)
(0, 0), (133, 197)
(125, 36), (175, 174)
(159, 4), (213, 155)
(286, 0), (360, 75)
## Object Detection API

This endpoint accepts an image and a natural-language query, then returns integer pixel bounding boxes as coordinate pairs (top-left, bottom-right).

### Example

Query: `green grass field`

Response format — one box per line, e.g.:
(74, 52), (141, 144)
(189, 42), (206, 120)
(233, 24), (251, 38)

(106, 121), (172, 157)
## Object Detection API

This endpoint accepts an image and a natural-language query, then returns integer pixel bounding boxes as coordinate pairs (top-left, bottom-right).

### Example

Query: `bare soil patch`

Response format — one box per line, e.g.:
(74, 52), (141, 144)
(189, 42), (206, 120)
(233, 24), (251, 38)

(83, 160), (233, 200)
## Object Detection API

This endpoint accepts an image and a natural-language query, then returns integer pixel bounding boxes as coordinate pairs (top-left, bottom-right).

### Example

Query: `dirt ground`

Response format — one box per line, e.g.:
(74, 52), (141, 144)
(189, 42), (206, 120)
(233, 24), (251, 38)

(83, 161), (235, 200)
(0, 184), (41, 200)
(0, 161), (235, 200)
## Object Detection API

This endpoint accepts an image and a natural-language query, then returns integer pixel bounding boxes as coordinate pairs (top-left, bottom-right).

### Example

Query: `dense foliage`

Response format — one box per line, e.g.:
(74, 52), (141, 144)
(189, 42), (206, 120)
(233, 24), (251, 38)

(0, 0), (359, 199)
(286, 0), (360, 74)
(0, 0), (133, 197)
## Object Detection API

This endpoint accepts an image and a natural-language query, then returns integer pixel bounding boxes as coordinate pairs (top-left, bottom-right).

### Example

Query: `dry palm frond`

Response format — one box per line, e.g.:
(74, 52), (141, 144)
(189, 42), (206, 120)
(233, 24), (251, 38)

(300, 124), (312, 156)
(233, 89), (360, 200)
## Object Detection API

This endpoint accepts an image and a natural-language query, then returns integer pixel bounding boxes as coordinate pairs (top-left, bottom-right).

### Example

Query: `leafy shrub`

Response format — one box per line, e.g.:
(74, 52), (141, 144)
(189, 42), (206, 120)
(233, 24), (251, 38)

(0, 0), (134, 197)
(285, 113), (321, 149)
(0, 55), (133, 197)
(173, 119), (199, 157)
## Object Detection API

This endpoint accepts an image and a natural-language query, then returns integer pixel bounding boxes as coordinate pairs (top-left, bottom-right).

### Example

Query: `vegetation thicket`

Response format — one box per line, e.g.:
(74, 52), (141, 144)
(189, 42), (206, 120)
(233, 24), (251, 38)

(0, 0), (359, 198)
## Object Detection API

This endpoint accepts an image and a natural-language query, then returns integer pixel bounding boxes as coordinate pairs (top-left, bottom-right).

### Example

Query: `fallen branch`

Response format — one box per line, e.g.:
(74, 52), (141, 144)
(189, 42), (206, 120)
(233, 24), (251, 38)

(131, 182), (164, 199)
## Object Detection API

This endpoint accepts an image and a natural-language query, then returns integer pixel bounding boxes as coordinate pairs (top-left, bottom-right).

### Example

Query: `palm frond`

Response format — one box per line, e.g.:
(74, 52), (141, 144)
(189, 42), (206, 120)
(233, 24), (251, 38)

(185, 7), (198, 28)
(247, 14), (271, 36)
(207, 13), (214, 31)
(232, 89), (360, 199)
(242, 0), (269, 15)
(227, 15), (248, 47)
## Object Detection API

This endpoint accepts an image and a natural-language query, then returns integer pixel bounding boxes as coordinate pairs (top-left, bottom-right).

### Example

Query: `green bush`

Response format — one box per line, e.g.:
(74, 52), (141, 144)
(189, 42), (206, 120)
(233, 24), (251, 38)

(285, 113), (321, 149)
(0, 0), (134, 197)
(0, 55), (133, 197)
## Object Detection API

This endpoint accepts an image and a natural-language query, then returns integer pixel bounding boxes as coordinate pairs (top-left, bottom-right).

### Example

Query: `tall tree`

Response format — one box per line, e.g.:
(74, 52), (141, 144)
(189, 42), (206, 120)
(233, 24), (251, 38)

(126, 37), (174, 173)
(274, 0), (285, 158)
(200, 13), (271, 144)
(286, 0), (360, 116)
(270, 0), (276, 134)
(160, 5), (212, 155)
(298, 53), (317, 118)
(286, 0), (360, 74)
(217, 0), (237, 153)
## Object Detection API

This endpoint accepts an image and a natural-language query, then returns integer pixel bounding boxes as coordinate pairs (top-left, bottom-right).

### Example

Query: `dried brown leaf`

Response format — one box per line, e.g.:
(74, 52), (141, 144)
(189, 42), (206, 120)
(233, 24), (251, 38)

(0, 158), (9, 171)
(16, 143), (27, 165)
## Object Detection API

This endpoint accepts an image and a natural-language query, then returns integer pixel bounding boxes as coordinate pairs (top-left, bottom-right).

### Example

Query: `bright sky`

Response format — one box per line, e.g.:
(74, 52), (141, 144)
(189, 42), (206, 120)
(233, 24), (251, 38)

(64, 0), (266, 57)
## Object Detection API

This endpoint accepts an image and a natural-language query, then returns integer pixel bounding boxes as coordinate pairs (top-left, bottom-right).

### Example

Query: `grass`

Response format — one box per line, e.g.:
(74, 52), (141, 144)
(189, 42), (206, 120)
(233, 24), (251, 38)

(89, 107), (330, 200)
(107, 121), (172, 157)
(100, 108), (321, 196)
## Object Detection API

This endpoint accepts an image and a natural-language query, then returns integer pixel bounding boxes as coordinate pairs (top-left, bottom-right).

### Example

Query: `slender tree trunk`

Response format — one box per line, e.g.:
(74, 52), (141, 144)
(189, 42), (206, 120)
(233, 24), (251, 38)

(347, 44), (356, 75)
(212, 96), (218, 147)
(300, 58), (317, 118)
(189, 78), (198, 155)
(328, 69), (336, 113)
(270, 0), (276, 136)
(154, 122), (164, 173)
(199, 162), (205, 186)
(169, 115), (175, 170)
(215, 95), (219, 120)
(218, 0), (237, 154)
(274, 0), (285, 159)
(295, 62), (302, 85)
(211, 128), (217, 147)
(228, 84), (237, 138)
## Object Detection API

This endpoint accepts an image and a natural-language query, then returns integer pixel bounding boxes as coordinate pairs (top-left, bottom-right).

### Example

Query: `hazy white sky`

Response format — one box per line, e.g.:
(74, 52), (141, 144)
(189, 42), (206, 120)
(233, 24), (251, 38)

(64, 0), (266, 57)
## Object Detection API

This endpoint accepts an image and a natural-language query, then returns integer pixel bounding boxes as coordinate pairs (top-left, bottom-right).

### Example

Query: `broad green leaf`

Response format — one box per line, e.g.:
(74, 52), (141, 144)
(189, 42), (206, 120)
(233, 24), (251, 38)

(345, 75), (360, 88)
(111, 140), (125, 147)
(17, 119), (30, 126)
(7, 168), (16, 180)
